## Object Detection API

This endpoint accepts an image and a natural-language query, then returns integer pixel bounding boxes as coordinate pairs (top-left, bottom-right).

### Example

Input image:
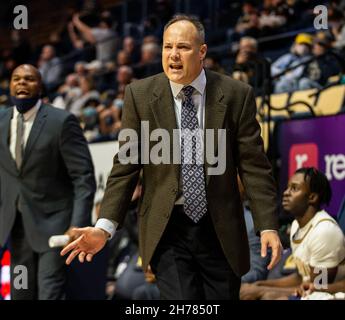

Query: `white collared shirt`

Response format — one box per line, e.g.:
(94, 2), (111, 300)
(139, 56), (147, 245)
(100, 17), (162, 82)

(169, 68), (206, 130)
(10, 100), (42, 161)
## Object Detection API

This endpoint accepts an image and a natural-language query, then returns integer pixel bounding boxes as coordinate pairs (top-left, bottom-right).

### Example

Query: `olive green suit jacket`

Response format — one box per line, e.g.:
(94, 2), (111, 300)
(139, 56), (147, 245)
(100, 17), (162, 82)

(100, 70), (279, 276)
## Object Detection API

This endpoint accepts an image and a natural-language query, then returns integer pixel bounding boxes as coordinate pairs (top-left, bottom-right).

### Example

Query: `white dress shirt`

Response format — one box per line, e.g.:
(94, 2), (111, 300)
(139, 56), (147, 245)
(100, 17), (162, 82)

(10, 100), (42, 161)
(169, 68), (206, 131)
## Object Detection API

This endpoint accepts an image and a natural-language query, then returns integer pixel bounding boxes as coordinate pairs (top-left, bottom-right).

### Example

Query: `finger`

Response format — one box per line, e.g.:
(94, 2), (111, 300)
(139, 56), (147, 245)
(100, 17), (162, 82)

(66, 249), (81, 265)
(60, 235), (83, 256)
(268, 254), (280, 269)
(267, 252), (278, 269)
(78, 251), (86, 263)
(267, 247), (279, 270)
(261, 240), (267, 258)
(86, 253), (93, 262)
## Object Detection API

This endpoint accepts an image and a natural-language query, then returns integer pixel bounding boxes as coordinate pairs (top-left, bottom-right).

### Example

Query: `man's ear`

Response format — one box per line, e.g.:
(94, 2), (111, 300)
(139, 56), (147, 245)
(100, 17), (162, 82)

(309, 193), (319, 206)
(200, 44), (207, 61)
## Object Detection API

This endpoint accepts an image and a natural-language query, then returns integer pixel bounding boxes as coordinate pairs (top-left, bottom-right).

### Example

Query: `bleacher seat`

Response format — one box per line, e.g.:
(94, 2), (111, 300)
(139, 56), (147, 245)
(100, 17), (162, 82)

(256, 84), (345, 151)
(314, 85), (345, 116)
(287, 88), (317, 116)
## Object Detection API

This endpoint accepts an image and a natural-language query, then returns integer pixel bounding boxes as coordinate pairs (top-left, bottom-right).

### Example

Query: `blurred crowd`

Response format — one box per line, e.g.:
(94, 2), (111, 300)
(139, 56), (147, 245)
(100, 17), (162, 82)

(0, 0), (345, 143)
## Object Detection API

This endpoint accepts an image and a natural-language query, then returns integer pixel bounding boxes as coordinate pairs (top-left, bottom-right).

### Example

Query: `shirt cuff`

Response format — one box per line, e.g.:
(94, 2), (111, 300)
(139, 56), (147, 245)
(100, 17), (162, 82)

(260, 229), (277, 235)
(95, 218), (118, 240)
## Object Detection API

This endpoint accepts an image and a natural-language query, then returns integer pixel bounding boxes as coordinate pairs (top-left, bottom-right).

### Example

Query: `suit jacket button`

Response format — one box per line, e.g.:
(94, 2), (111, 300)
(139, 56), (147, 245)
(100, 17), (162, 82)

(172, 188), (177, 194)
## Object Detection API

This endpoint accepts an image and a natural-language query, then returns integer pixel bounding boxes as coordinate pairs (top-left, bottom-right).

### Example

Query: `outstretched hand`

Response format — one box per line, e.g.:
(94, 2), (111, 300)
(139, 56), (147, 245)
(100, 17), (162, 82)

(60, 227), (109, 265)
(261, 231), (283, 270)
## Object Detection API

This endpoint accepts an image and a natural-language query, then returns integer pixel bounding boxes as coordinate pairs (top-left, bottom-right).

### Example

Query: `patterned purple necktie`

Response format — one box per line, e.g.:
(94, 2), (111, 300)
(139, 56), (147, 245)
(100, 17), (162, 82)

(180, 85), (208, 223)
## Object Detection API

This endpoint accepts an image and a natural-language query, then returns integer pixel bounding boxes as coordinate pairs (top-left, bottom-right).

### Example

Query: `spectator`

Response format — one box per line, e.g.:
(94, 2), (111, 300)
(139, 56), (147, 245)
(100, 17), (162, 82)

(37, 45), (63, 94)
(234, 1), (261, 39)
(271, 33), (313, 93)
(240, 167), (345, 300)
(123, 36), (140, 64)
(95, 98), (121, 142)
(68, 20), (85, 51)
(231, 37), (266, 92)
(329, 9), (345, 50)
(57, 73), (79, 95)
(69, 75), (100, 117)
(80, 103), (100, 142)
(74, 61), (89, 77)
(140, 42), (160, 65)
(142, 35), (159, 45)
(116, 50), (131, 67)
(72, 13), (117, 64)
(116, 65), (134, 94)
(52, 73), (81, 110)
(259, 0), (289, 32)
(298, 32), (341, 90)
(133, 42), (162, 78)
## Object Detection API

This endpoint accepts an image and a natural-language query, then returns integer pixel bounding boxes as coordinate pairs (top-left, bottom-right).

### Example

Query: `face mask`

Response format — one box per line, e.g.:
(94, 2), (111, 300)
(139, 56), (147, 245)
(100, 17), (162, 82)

(104, 115), (114, 126)
(294, 44), (309, 56)
(114, 98), (124, 109)
(83, 106), (98, 129)
(11, 96), (39, 114)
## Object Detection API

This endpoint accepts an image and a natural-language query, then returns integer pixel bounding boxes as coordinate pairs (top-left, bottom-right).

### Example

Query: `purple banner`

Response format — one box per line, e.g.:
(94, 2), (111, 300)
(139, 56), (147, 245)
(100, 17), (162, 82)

(279, 114), (345, 217)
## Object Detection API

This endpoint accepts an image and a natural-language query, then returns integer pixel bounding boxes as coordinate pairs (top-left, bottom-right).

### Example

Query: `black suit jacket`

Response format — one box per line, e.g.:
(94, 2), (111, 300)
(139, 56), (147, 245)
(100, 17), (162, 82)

(0, 103), (96, 252)
(100, 70), (279, 276)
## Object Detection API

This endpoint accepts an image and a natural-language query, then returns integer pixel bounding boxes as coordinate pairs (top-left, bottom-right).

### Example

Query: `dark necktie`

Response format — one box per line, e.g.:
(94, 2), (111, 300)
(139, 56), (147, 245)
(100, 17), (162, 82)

(180, 85), (208, 223)
(15, 113), (24, 169)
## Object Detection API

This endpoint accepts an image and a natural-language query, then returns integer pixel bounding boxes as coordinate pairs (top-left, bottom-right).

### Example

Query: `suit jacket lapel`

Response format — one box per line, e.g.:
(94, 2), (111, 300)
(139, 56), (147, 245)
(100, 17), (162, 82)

(0, 108), (18, 173)
(22, 104), (48, 166)
(204, 70), (227, 185)
(149, 74), (177, 132)
(149, 74), (180, 183)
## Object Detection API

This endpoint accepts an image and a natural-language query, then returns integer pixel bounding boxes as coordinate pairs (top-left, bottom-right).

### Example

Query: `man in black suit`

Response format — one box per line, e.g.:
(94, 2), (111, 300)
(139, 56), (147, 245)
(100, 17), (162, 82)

(0, 64), (96, 299)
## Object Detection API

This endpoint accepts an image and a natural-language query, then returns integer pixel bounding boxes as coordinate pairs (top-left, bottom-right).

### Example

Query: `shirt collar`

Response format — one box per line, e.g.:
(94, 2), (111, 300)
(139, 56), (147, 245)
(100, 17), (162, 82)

(13, 99), (42, 121)
(169, 68), (206, 98)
